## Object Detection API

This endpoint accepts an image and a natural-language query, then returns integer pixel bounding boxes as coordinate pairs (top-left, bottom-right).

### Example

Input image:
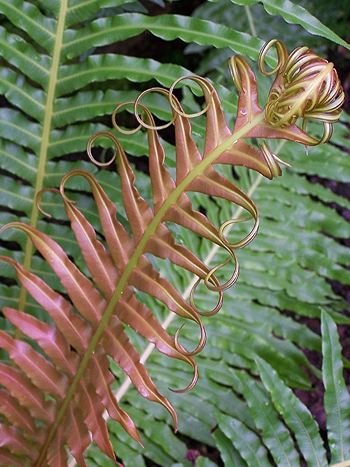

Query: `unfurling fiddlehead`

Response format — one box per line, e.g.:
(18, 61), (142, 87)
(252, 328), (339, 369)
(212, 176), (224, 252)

(0, 41), (344, 466)
(260, 39), (344, 142)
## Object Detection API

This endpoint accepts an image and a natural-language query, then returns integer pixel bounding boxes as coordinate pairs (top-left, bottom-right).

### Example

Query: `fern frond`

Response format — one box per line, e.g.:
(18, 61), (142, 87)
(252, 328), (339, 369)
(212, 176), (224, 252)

(0, 37), (343, 464)
(211, 312), (350, 467)
(0, 1), (348, 464)
(61, 13), (266, 61)
(108, 117), (350, 465)
(256, 358), (328, 466)
(229, 0), (350, 50)
(322, 311), (350, 464)
(218, 414), (271, 466)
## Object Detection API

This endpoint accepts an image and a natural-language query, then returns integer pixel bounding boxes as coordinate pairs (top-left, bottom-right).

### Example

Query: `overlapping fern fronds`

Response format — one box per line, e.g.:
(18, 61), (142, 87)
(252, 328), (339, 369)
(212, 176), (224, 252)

(104, 139), (350, 466)
(0, 1), (349, 466)
(100, 152), (350, 466)
(0, 0), (347, 311)
(0, 23), (344, 465)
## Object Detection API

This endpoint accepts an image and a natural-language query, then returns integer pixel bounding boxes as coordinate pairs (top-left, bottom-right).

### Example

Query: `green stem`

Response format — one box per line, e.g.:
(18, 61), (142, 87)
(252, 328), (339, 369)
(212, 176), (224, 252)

(114, 139), (287, 405)
(115, 171), (264, 403)
(18, 0), (67, 313)
(36, 112), (264, 465)
(244, 5), (257, 37)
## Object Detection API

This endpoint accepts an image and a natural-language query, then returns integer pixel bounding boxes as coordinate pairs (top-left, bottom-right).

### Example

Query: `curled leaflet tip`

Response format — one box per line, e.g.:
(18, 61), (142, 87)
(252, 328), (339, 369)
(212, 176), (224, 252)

(87, 131), (121, 167)
(258, 39), (288, 77)
(169, 358), (198, 394)
(134, 87), (175, 131)
(35, 188), (60, 219)
(189, 276), (223, 317)
(169, 75), (213, 119)
(174, 317), (206, 357)
(112, 101), (142, 135)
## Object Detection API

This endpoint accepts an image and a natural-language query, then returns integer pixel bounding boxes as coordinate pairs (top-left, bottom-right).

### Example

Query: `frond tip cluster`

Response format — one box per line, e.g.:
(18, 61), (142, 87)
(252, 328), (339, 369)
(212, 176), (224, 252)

(0, 41), (344, 465)
(260, 39), (344, 143)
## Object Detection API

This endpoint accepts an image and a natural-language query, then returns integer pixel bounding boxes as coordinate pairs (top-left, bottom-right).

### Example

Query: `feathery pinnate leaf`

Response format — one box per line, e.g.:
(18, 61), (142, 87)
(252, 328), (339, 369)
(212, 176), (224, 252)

(0, 0), (348, 464)
(228, 0), (350, 50)
(322, 311), (350, 464)
(0, 36), (344, 464)
(256, 358), (328, 467)
(210, 314), (350, 467)
(0, 0), (260, 312)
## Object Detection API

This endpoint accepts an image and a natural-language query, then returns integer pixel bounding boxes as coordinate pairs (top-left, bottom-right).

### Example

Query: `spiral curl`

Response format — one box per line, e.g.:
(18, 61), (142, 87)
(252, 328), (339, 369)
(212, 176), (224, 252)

(260, 40), (344, 142)
(102, 76), (257, 275)
(85, 41), (344, 345)
(86, 76), (259, 329)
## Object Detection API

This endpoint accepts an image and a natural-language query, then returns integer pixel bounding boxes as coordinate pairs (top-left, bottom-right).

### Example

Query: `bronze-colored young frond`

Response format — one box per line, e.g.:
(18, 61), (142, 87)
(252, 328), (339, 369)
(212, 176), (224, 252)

(0, 41), (344, 465)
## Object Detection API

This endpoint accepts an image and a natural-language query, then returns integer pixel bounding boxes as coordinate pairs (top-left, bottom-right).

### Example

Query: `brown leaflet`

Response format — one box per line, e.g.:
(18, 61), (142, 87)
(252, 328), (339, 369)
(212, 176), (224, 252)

(146, 225), (210, 280)
(189, 168), (257, 220)
(114, 139), (153, 241)
(173, 96), (202, 184)
(0, 257), (89, 354)
(3, 307), (79, 376)
(119, 288), (198, 363)
(217, 140), (282, 179)
(47, 425), (67, 467)
(247, 120), (320, 145)
(0, 363), (54, 423)
(103, 316), (178, 430)
(0, 424), (38, 461)
(203, 79), (232, 155)
(62, 197), (119, 296)
(145, 107), (176, 212)
(132, 258), (205, 323)
(166, 196), (225, 245)
(64, 405), (90, 467)
(0, 331), (67, 399)
(89, 352), (142, 444)
(0, 388), (36, 435)
(63, 170), (133, 268)
(80, 382), (116, 461)
(229, 55), (262, 132)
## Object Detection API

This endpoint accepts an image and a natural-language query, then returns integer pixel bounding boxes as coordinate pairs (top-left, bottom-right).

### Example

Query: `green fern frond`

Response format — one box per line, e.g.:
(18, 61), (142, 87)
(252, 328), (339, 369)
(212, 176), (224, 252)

(0, 1), (349, 465)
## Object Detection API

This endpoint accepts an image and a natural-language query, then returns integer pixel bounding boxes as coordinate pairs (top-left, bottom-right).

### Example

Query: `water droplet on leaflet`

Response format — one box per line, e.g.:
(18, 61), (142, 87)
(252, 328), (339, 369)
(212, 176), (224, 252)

(304, 145), (309, 157)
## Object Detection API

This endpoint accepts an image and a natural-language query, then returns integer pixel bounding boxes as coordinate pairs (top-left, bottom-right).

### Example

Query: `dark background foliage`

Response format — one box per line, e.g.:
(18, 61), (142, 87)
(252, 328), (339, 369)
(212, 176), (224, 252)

(0, 0), (349, 465)
(81, 0), (350, 448)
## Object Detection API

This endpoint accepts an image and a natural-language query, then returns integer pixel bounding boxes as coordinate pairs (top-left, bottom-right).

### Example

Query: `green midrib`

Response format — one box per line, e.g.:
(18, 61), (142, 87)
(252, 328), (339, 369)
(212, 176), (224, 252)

(36, 112), (264, 464)
(18, 0), (68, 311)
(63, 16), (259, 57)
